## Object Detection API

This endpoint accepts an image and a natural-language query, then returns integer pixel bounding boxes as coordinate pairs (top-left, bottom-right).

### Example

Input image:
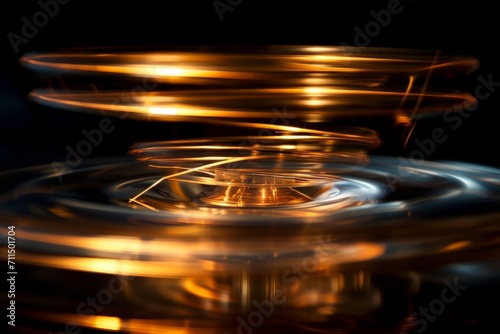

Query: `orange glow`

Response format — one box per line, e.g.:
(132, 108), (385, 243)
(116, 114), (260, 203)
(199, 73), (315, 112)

(94, 316), (121, 331)
(440, 240), (471, 252)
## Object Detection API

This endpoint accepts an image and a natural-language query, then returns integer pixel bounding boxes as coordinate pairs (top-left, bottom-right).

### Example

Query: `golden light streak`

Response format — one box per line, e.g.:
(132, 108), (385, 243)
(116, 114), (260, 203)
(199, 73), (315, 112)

(129, 155), (275, 208)
(183, 279), (220, 300)
(15, 241), (384, 277)
(18, 254), (211, 277)
(47, 206), (76, 218)
(29, 88), (476, 123)
(19, 231), (241, 259)
(154, 66), (184, 77)
(27, 311), (222, 334)
(149, 107), (178, 115)
(94, 316), (121, 331)
(403, 51), (440, 151)
(21, 49), (478, 78)
(395, 75), (415, 126)
(439, 240), (471, 252)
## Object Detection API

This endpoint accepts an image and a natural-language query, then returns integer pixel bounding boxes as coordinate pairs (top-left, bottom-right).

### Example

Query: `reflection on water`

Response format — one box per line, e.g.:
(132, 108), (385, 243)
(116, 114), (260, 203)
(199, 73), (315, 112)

(1, 156), (500, 333)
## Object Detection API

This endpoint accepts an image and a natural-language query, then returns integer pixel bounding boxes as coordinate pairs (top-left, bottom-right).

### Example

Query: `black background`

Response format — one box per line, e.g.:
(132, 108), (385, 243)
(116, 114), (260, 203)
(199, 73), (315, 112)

(0, 0), (498, 169)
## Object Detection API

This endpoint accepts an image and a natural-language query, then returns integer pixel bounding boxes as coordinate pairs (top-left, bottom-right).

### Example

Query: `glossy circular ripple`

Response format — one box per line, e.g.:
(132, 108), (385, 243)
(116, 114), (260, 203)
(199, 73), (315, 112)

(2, 155), (500, 271)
